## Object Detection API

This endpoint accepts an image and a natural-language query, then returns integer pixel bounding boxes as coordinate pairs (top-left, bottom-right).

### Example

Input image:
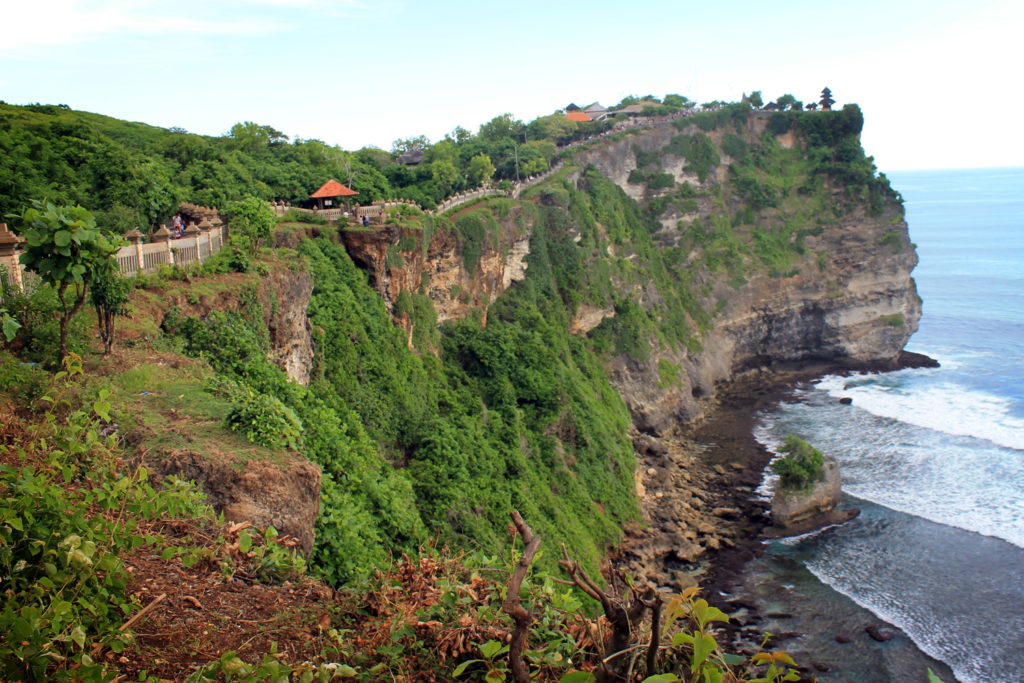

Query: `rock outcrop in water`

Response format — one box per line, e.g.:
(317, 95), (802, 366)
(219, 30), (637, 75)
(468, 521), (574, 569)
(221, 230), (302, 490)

(770, 455), (841, 527)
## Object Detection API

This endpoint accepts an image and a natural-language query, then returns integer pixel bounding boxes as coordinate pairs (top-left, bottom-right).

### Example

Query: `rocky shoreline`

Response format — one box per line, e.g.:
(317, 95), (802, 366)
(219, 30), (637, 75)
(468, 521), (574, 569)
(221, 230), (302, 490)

(618, 351), (958, 681)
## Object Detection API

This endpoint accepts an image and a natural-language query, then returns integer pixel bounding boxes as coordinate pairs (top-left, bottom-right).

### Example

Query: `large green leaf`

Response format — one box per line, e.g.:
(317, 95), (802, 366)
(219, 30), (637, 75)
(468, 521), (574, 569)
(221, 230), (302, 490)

(691, 634), (717, 671)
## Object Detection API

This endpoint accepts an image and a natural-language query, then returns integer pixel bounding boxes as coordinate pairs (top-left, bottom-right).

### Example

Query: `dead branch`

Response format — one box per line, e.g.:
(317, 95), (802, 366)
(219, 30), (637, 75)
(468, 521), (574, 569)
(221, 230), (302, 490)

(120, 592), (167, 632)
(558, 544), (655, 681)
(642, 593), (663, 676)
(502, 510), (542, 683)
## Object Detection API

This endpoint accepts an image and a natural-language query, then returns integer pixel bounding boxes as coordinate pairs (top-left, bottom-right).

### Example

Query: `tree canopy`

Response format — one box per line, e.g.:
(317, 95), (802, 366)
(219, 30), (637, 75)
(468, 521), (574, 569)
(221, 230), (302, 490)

(17, 201), (123, 360)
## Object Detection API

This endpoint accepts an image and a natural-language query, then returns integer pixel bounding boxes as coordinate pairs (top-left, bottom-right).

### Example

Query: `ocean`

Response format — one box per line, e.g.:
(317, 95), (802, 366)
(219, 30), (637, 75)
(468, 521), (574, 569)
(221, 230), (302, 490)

(752, 167), (1024, 682)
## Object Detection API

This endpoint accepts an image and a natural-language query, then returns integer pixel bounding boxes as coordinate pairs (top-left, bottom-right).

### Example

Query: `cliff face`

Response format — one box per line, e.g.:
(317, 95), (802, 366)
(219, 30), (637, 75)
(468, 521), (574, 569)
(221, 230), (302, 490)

(337, 112), (920, 436)
(265, 270), (314, 386)
(338, 215), (530, 333)
(567, 115), (919, 432)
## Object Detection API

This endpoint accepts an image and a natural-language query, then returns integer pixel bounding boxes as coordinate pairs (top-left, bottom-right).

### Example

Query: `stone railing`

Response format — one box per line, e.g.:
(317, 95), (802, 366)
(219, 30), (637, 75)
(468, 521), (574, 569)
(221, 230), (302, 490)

(114, 220), (226, 276)
(434, 187), (511, 214)
(0, 220), (227, 291)
(0, 222), (25, 292)
(510, 160), (563, 199)
(381, 199), (424, 213)
(270, 165), (565, 229)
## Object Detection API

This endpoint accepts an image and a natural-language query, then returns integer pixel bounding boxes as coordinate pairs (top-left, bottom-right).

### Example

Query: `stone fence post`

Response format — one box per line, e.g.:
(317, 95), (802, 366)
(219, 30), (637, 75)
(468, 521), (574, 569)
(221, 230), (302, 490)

(199, 218), (214, 257)
(0, 222), (24, 291)
(126, 228), (144, 274)
(152, 224), (174, 265)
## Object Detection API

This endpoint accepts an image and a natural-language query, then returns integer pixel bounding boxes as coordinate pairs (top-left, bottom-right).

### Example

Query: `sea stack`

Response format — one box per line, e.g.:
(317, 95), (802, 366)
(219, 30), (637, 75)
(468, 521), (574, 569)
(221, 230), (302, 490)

(771, 455), (842, 528)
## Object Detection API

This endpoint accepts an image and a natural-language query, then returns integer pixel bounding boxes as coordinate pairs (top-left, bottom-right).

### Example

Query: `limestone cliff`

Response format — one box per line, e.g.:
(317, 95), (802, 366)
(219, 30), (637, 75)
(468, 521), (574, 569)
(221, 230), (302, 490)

(327, 107), (920, 586)
(338, 110), (919, 436)
(568, 115), (920, 433)
(338, 215), (530, 335)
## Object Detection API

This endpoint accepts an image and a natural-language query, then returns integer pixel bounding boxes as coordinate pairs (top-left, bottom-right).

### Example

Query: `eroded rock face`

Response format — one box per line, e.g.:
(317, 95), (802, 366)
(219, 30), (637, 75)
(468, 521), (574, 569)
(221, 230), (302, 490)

(265, 270), (314, 386)
(339, 217), (531, 333)
(771, 456), (841, 527)
(146, 450), (321, 558)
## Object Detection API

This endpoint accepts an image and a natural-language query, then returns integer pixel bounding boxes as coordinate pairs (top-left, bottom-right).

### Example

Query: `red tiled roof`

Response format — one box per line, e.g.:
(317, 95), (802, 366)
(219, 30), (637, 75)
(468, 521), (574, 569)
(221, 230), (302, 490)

(566, 111), (592, 122)
(310, 179), (358, 198)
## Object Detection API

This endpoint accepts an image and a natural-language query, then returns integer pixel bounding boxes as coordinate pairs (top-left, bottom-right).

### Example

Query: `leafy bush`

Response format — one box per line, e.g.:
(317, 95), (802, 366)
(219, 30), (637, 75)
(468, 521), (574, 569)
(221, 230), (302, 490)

(218, 379), (304, 450)
(771, 435), (824, 490)
(226, 195), (276, 255)
(722, 133), (749, 161)
(15, 201), (123, 360)
(2, 276), (91, 366)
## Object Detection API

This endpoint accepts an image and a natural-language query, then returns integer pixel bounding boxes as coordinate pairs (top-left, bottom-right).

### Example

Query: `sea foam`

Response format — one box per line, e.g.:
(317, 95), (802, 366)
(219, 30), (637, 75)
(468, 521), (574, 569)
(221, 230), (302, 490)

(816, 372), (1024, 451)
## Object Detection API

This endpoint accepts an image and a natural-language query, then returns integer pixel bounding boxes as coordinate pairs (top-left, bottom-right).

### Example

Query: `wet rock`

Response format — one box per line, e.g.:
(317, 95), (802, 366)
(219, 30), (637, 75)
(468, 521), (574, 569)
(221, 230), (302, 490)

(813, 662), (831, 672)
(839, 396), (853, 405)
(766, 612), (793, 619)
(865, 625), (895, 642)
(771, 455), (841, 527)
(834, 634), (852, 644)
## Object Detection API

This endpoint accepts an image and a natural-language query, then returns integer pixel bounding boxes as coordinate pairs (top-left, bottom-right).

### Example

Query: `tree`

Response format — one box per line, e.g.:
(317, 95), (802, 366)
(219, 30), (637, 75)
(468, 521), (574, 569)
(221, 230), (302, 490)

(449, 126), (473, 144)
(466, 153), (496, 187)
(90, 258), (130, 355)
(228, 121), (286, 151)
(17, 201), (122, 361)
(775, 94), (802, 111)
(227, 195), (276, 256)
(430, 161), (459, 194)
(391, 135), (431, 155)
(820, 87), (835, 111)
(478, 114), (524, 143)
(525, 115), (577, 145)
(746, 91), (764, 108)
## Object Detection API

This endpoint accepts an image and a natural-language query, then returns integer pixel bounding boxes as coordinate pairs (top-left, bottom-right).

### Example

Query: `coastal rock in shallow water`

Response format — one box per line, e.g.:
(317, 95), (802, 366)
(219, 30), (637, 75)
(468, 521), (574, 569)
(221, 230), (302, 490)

(865, 625), (895, 642)
(771, 456), (841, 527)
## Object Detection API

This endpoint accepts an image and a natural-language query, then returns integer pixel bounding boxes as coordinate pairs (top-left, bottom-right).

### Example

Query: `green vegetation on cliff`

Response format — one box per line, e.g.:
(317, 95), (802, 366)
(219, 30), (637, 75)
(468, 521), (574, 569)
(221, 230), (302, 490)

(0, 95), (922, 680)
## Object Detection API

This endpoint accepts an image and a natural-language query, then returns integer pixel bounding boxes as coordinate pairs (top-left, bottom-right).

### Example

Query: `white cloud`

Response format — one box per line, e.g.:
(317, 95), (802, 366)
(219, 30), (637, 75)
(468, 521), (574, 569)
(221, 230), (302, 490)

(0, 0), (287, 53)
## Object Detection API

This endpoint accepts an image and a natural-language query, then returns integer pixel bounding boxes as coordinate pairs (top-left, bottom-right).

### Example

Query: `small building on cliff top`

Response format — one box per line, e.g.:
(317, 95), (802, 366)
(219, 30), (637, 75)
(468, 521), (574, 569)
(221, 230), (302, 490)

(310, 179), (358, 209)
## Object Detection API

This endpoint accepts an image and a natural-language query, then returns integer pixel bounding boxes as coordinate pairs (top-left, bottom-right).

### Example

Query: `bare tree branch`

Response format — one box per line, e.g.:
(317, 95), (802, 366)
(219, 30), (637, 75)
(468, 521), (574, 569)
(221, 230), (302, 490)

(503, 510), (542, 683)
(558, 543), (655, 682)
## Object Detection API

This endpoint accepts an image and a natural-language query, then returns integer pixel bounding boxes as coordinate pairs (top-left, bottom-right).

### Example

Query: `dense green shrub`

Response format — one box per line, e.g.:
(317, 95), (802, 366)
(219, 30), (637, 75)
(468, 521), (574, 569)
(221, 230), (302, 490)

(771, 435), (825, 490)
(722, 133), (749, 161)
(221, 381), (304, 450)
(674, 134), (720, 182)
(280, 208), (326, 224)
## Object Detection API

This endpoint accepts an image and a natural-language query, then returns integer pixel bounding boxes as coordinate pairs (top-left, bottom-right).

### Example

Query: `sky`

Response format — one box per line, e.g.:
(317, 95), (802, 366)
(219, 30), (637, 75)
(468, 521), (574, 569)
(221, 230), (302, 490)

(2, 0), (1022, 172)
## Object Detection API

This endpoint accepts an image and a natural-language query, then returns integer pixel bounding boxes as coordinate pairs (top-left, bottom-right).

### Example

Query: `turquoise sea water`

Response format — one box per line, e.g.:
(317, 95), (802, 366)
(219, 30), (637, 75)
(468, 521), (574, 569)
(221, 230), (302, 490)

(754, 167), (1024, 682)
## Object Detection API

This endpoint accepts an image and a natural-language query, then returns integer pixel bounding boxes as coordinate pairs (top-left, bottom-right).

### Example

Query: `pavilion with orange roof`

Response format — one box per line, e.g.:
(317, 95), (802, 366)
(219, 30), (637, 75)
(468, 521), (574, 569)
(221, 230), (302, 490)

(310, 179), (358, 210)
